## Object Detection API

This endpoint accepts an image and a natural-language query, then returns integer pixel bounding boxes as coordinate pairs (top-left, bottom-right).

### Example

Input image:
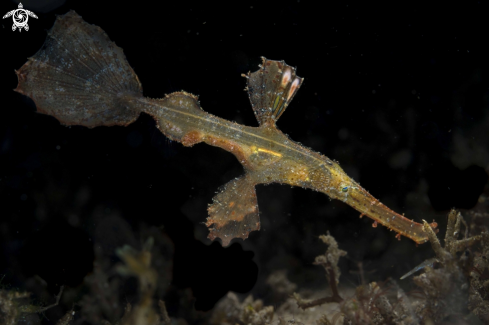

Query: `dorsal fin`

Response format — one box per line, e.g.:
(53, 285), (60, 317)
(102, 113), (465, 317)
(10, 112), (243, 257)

(243, 57), (303, 126)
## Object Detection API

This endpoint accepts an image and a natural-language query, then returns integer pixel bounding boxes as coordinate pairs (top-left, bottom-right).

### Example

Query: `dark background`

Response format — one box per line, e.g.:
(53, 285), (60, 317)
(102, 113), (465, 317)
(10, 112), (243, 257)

(1, 0), (488, 320)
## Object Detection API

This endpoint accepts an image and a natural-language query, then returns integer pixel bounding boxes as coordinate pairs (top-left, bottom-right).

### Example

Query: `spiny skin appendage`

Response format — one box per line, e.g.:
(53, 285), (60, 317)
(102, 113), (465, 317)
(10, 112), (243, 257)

(316, 162), (438, 244)
(14, 11), (437, 247)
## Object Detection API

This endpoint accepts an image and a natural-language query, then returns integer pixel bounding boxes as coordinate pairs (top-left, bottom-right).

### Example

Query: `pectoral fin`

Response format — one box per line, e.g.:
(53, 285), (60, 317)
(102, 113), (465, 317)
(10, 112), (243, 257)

(206, 175), (260, 246)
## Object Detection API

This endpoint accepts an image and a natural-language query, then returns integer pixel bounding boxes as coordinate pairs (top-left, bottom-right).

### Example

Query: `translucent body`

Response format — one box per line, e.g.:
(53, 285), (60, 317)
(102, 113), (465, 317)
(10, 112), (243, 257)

(15, 11), (437, 246)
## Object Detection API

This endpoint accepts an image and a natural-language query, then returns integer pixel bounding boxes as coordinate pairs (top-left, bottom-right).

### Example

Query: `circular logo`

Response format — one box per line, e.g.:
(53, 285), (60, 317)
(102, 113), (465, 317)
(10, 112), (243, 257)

(2, 3), (37, 32)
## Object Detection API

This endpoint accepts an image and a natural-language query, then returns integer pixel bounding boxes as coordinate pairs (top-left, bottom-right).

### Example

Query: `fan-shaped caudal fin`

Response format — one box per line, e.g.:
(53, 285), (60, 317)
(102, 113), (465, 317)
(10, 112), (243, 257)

(206, 175), (260, 246)
(15, 10), (142, 128)
(243, 57), (303, 126)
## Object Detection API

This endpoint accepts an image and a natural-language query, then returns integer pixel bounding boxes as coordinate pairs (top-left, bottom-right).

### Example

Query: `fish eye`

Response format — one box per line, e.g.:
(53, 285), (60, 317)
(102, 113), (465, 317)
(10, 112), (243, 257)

(342, 186), (349, 192)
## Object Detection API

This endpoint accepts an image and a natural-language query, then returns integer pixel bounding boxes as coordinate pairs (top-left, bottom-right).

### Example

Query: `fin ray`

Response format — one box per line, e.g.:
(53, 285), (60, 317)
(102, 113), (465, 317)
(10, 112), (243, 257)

(206, 175), (259, 246)
(15, 11), (142, 128)
(244, 57), (303, 126)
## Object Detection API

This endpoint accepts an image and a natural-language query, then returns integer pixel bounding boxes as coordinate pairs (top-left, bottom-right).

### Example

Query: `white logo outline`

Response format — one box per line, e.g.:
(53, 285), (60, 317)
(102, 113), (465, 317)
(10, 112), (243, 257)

(3, 3), (37, 32)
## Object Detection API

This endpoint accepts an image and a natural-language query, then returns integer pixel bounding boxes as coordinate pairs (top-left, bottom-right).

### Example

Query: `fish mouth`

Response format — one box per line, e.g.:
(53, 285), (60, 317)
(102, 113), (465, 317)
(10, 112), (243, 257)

(344, 185), (437, 244)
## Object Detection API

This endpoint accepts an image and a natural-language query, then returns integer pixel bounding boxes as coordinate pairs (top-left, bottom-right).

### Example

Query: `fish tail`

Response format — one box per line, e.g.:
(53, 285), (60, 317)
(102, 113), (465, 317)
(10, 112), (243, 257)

(15, 11), (142, 128)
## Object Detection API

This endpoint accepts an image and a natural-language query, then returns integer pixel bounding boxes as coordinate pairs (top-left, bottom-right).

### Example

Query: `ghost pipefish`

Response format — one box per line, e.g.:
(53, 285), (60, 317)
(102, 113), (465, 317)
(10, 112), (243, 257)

(14, 11), (437, 246)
